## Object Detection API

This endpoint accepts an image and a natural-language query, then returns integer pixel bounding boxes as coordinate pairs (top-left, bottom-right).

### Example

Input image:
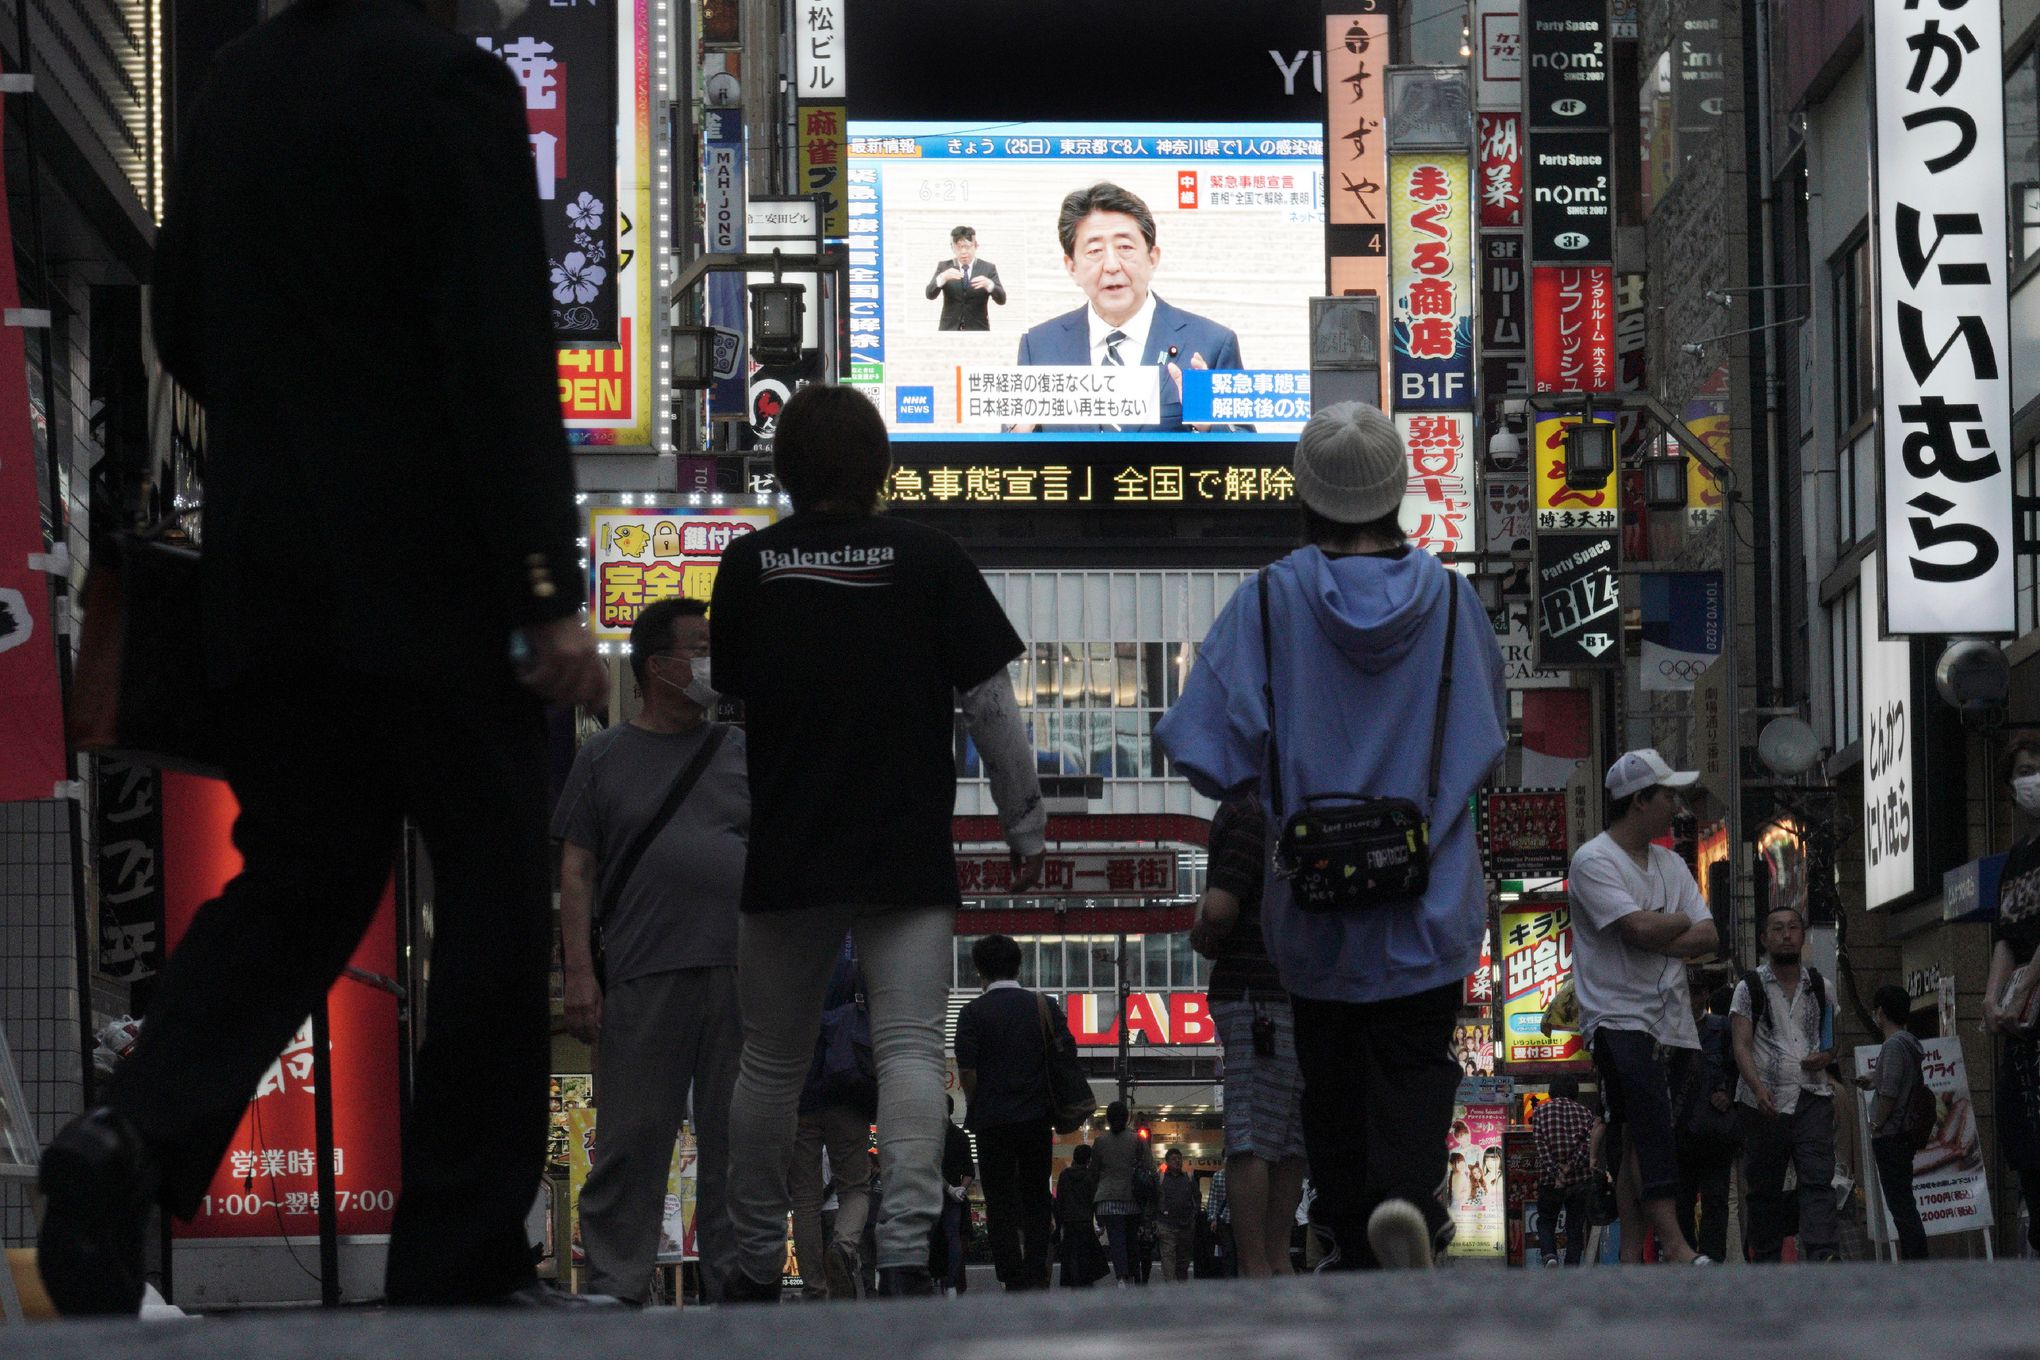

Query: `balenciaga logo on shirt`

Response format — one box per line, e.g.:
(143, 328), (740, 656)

(758, 544), (898, 588)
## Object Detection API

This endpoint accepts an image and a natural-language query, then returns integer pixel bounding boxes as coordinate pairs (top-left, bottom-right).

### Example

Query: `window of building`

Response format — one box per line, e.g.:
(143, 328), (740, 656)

(2018, 446), (2039, 637)
(1828, 581), (1861, 753)
(2010, 43), (2040, 274)
(1835, 425), (1876, 548)
(1831, 235), (1873, 436)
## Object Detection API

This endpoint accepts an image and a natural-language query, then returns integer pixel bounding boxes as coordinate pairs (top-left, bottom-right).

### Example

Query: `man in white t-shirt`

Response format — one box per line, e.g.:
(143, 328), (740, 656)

(1567, 749), (1719, 1265)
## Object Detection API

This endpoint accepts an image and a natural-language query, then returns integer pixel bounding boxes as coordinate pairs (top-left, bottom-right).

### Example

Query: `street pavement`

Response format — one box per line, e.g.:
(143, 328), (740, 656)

(7, 1263), (2038, 1358)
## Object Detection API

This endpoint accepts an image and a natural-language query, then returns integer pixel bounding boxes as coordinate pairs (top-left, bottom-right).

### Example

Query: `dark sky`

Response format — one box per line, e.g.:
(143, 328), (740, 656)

(847, 0), (1329, 123)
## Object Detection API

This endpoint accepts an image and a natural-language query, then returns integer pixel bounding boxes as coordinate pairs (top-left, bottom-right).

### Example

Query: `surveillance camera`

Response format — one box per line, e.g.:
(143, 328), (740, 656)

(1488, 426), (1523, 468)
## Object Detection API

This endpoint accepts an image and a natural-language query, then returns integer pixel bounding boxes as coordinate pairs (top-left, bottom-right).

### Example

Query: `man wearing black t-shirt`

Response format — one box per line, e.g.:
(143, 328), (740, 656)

(711, 385), (1045, 1300)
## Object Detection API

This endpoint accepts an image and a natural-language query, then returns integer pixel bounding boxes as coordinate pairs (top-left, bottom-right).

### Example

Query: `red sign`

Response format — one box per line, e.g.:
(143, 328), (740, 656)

(1463, 926), (1494, 1007)
(1477, 113), (1523, 228)
(0, 71), (64, 805)
(1397, 411), (1475, 555)
(1531, 265), (1615, 394)
(955, 850), (1177, 898)
(162, 772), (402, 1239)
(1064, 990), (1215, 1047)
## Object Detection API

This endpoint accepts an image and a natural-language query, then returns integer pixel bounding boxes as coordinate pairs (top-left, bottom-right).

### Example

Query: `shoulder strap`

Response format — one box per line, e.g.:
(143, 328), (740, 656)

(1427, 575), (1461, 813)
(1262, 566), (1462, 819)
(1258, 569), (1283, 820)
(1742, 970), (1769, 1029)
(598, 724), (730, 922)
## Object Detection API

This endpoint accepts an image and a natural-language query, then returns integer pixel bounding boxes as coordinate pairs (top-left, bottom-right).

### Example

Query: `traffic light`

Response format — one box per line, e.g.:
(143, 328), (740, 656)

(1136, 1123), (1151, 1144)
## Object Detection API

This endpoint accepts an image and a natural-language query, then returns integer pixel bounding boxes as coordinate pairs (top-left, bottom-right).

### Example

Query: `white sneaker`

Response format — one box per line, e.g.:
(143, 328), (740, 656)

(1691, 1255), (1716, 1266)
(1365, 1199), (1434, 1270)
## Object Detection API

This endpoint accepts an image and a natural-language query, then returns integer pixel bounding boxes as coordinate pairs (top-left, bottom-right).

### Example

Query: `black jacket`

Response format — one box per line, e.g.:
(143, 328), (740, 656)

(152, 0), (583, 689)
(955, 985), (1056, 1130)
(925, 258), (1006, 330)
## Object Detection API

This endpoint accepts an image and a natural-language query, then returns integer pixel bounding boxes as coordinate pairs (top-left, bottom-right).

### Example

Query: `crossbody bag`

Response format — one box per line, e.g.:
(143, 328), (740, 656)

(1258, 566), (1458, 913)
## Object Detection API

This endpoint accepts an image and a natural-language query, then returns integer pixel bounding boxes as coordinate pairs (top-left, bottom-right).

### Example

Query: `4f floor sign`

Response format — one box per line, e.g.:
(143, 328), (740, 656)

(1535, 530), (1620, 669)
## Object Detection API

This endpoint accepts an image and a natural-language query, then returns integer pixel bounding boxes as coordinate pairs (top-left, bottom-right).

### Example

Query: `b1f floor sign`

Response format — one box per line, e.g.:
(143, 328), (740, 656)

(1534, 531), (1620, 669)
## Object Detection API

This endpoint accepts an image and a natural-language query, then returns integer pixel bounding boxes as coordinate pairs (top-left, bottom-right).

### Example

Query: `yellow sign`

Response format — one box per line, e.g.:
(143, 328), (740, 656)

(797, 104), (848, 238)
(1498, 902), (1590, 1069)
(1532, 411), (1619, 531)
(586, 505), (778, 641)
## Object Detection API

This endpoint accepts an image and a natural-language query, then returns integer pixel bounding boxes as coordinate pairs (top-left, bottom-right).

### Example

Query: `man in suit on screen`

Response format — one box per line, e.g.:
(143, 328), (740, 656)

(926, 225), (1006, 330)
(1014, 182), (1244, 433)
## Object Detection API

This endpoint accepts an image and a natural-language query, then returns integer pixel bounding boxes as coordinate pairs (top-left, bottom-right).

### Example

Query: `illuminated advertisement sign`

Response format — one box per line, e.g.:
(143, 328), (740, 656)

(1388, 153), (1474, 410)
(1499, 900), (1589, 1069)
(1064, 991), (1216, 1047)
(586, 505), (776, 641)
(1398, 411), (1476, 556)
(1531, 265), (1614, 394)
(884, 459), (1296, 508)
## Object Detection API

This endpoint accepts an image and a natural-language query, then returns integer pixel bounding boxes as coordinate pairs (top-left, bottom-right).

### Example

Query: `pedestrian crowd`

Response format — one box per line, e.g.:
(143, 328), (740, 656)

(25, 0), (2040, 1317)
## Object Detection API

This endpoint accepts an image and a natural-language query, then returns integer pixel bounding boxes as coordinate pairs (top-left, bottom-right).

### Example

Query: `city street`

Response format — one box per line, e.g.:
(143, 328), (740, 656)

(11, 1265), (2040, 1358)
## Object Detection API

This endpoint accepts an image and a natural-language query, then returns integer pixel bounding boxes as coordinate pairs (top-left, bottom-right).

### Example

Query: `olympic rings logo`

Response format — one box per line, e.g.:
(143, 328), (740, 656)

(1655, 657), (1713, 680)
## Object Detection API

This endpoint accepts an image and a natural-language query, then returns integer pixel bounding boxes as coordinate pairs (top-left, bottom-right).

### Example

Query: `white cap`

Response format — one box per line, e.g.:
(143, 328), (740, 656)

(1605, 748), (1700, 801)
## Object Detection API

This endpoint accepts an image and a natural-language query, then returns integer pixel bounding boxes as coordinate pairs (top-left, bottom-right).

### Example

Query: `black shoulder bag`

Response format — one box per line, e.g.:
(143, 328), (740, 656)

(1258, 567), (1458, 913)
(590, 723), (730, 988)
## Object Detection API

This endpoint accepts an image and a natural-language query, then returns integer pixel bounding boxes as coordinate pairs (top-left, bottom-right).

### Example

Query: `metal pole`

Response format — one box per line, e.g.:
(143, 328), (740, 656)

(1116, 933), (1131, 1108)
(311, 997), (342, 1307)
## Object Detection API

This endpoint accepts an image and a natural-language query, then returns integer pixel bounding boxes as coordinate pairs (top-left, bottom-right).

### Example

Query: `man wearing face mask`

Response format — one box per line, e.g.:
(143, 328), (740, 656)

(552, 596), (749, 1303)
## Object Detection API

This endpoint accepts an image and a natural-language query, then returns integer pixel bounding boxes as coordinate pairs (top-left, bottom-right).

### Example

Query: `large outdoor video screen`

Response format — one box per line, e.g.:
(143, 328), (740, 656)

(846, 121), (1325, 444)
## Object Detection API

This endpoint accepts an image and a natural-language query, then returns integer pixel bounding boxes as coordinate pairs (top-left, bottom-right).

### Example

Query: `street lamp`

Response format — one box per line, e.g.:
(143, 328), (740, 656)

(1643, 444), (1688, 510)
(670, 325), (715, 390)
(1563, 420), (1615, 491)
(748, 250), (806, 365)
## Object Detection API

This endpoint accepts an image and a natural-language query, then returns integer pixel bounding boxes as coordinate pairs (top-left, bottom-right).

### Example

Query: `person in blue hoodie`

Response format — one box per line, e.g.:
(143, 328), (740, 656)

(1155, 401), (1506, 1270)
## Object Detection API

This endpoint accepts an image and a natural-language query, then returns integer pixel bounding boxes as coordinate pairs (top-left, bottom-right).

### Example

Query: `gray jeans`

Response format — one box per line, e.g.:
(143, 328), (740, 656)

(579, 966), (741, 1302)
(727, 905), (954, 1279)
(1739, 1094), (1839, 1259)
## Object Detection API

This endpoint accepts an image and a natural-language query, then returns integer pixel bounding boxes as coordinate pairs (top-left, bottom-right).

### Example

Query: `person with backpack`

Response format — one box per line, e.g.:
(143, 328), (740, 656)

(1730, 904), (1841, 1262)
(955, 934), (1075, 1291)
(1155, 402), (1507, 1270)
(1856, 985), (1932, 1260)
(787, 935), (879, 1300)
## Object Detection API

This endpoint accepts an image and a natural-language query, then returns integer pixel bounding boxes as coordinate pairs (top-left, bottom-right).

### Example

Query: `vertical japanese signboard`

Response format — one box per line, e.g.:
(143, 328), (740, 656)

(1477, 112), (1524, 229)
(471, 5), (619, 344)
(1532, 410), (1620, 529)
(1325, 6), (1391, 377)
(471, 0), (653, 446)
(795, 3), (847, 239)
(1397, 412), (1475, 556)
(587, 505), (778, 642)
(1523, 0), (1611, 128)
(0, 95), (62, 805)
(1861, 551), (1920, 908)
(1387, 154), (1473, 410)
(1531, 265), (1614, 393)
(96, 760), (163, 997)
(1870, 0), (2016, 635)
(1499, 900), (1589, 1069)
(1474, 1), (1522, 111)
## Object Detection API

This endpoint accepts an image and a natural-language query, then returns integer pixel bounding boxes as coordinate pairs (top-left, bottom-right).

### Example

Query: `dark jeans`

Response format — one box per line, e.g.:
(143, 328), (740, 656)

(1591, 1028), (1682, 1204)
(1675, 1136), (1735, 1262)
(975, 1117), (1053, 1288)
(932, 1195), (969, 1290)
(1872, 1134), (1929, 1261)
(1535, 1182), (1595, 1264)
(1739, 1097), (1839, 1260)
(1101, 1212), (1138, 1281)
(105, 679), (552, 1304)
(1292, 982), (1461, 1268)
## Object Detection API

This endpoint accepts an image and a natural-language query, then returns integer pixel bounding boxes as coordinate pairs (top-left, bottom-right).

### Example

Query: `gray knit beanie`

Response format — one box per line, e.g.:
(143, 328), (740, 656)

(1291, 401), (1407, 525)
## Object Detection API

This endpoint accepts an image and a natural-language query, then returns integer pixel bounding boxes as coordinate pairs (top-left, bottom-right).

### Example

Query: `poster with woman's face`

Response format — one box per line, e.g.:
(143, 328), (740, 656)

(1446, 1099), (1509, 1258)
